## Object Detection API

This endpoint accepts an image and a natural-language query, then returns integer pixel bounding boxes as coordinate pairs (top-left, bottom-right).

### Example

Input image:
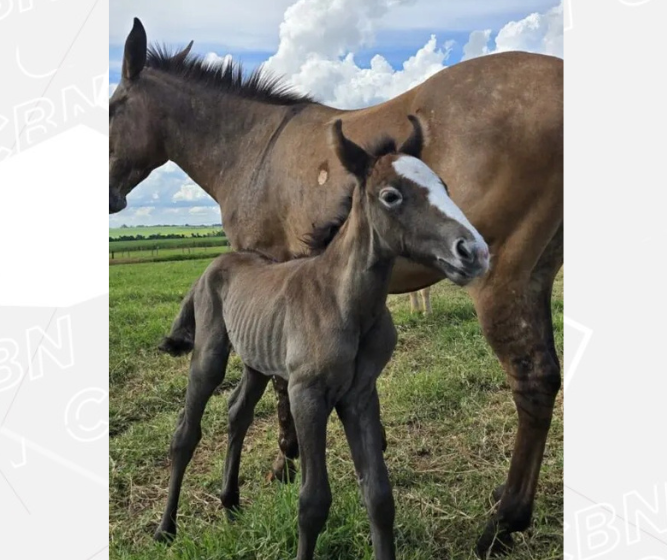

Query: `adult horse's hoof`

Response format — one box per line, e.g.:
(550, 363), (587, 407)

(267, 455), (297, 483)
(491, 483), (506, 504)
(153, 526), (176, 544)
(475, 522), (514, 558)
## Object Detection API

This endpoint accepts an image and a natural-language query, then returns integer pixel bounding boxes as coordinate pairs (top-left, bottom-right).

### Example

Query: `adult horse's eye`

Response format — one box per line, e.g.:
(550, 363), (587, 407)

(379, 187), (403, 208)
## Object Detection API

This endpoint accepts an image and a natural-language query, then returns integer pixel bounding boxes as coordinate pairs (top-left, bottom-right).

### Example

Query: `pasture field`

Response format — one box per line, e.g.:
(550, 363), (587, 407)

(110, 225), (223, 239)
(110, 259), (563, 560)
(110, 237), (228, 253)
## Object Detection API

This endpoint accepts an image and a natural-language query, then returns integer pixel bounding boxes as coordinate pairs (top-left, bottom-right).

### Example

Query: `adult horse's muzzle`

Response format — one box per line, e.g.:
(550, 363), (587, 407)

(109, 188), (127, 214)
(434, 237), (490, 286)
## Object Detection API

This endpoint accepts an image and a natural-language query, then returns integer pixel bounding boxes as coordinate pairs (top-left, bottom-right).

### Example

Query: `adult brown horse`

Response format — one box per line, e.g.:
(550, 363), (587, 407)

(109, 18), (563, 556)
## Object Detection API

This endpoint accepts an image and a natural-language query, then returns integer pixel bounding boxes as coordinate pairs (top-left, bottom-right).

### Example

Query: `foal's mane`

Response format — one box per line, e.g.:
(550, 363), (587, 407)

(145, 44), (314, 106)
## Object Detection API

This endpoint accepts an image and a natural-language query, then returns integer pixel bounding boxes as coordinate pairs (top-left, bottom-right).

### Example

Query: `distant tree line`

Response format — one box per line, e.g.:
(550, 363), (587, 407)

(109, 231), (225, 242)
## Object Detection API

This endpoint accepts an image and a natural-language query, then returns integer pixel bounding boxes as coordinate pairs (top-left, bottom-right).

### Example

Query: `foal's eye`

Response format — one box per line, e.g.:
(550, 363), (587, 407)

(379, 187), (403, 208)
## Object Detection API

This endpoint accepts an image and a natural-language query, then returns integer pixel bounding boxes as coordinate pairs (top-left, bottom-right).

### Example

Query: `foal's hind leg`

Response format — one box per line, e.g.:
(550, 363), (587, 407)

(472, 232), (562, 557)
(155, 328), (230, 542)
(221, 365), (270, 514)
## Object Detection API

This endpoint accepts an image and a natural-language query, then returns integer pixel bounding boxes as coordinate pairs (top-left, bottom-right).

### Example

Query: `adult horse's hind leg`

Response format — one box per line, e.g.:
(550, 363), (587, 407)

(269, 376), (300, 482)
(155, 327), (231, 542)
(409, 291), (420, 313)
(420, 287), (432, 315)
(221, 365), (270, 514)
(473, 228), (563, 557)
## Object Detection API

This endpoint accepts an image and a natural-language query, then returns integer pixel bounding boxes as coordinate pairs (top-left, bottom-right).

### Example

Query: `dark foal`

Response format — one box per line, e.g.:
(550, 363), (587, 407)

(155, 117), (488, 559)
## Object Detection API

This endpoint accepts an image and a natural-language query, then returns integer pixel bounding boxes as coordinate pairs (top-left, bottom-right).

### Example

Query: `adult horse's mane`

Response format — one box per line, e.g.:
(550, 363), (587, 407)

(146, 44), (314, 106)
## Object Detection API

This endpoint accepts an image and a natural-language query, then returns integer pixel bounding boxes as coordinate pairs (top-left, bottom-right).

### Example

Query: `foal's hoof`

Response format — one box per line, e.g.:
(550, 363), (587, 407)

(221, 491), (241, 521)
(268, 456), (297, 483)
(475, 522), (515, 558)
(223, 505), (242, 522)
(153, 527), (176, 545)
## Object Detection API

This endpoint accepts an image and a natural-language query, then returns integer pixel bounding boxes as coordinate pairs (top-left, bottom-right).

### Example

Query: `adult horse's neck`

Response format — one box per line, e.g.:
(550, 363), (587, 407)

(324, 192), (394, 325)
(145, 72), (304, 209)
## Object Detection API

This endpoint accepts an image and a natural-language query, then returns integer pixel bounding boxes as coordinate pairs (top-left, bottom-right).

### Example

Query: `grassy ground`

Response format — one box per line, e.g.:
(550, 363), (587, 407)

(110, 260), (563, 560)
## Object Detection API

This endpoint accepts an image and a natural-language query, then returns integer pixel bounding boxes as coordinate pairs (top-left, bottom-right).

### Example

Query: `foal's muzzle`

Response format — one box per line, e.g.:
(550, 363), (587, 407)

(436, 237), (490, 285)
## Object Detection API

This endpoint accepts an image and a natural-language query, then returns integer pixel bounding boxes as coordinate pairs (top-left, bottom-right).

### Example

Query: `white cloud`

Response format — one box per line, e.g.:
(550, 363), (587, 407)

(265, 0), (451, 109)
(266, 0), (561, 110)
(172, 181), (210, 203)
(462, 30), (492, 61)
(463, 0), (563, 60)
(133, 207), (154, 218)
(204, 52), (233, 66)
(189, 206), (219, 215)
(267, 0), (416, 77)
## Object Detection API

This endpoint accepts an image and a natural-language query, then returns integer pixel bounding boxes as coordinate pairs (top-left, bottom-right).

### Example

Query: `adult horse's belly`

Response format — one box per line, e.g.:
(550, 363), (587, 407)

(388, 258), (446, 294)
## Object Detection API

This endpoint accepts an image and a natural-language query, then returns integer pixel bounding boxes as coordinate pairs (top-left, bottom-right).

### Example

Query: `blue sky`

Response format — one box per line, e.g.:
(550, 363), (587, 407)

(109, 0), (562, 227)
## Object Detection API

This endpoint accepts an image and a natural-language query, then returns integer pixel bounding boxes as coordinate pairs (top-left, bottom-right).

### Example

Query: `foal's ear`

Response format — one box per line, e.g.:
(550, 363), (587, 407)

(171, 40), (194, 65)
(398, 115), (424, 158)
(330, 119), (372, 179)
(122, 18), (147, 81)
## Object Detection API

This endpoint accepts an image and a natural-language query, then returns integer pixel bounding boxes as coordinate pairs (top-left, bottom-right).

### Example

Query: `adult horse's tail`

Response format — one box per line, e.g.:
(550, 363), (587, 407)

(159, 283), (196, 356)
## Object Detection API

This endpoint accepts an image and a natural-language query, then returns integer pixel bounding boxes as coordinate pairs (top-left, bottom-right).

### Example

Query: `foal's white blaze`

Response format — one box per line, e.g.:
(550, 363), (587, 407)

(392, 156), (487, 248)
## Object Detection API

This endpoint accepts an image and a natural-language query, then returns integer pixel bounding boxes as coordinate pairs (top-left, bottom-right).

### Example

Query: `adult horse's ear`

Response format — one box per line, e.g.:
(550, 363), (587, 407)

(399, 115), (424, 158)
(122, 18), (147, 81)
(171, 40), (194, 65)
(330, 119), (371, 179)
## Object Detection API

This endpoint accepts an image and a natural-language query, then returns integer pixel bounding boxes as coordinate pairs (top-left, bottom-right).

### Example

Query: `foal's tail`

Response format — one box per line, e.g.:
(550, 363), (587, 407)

(159, 283), (196, 357)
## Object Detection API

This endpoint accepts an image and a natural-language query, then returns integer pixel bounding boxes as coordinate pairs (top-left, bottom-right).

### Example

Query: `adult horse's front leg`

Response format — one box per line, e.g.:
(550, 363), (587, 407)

(472, 238), (562, 557)
(270, 376), (300, 482)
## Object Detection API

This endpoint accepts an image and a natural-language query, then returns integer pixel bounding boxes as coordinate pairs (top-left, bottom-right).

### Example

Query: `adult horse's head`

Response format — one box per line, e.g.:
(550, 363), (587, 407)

(331, 116), (490, 285)
(109, 18), (192, 213)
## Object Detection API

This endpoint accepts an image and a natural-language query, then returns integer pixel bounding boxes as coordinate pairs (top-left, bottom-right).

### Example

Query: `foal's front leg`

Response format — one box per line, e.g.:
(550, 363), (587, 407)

(288, 381), (334, 560)
(336, 309), (397, 559)
(338, 387), (396, 560)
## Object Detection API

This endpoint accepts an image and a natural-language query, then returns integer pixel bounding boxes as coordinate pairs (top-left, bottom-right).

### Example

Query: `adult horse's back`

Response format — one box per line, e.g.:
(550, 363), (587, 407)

(109, 18), (562, 556)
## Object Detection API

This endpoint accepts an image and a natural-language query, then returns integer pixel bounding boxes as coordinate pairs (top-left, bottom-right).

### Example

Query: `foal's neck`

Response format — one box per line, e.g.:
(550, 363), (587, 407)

(324, 193), (394, 324)
(145, 73), (303, 207)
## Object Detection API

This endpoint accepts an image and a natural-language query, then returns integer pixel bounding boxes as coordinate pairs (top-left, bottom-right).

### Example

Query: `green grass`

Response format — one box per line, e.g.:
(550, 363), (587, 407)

(110, 225), (223, 239)
(110, 260), (563, 560)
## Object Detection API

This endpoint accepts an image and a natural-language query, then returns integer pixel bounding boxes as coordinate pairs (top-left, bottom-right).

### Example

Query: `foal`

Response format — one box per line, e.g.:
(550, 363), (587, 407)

(155, 116), (489, 559)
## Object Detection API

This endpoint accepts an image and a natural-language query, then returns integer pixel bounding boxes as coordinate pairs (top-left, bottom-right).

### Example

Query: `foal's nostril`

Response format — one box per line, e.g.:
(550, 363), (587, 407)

(455, 238), (474, 263)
